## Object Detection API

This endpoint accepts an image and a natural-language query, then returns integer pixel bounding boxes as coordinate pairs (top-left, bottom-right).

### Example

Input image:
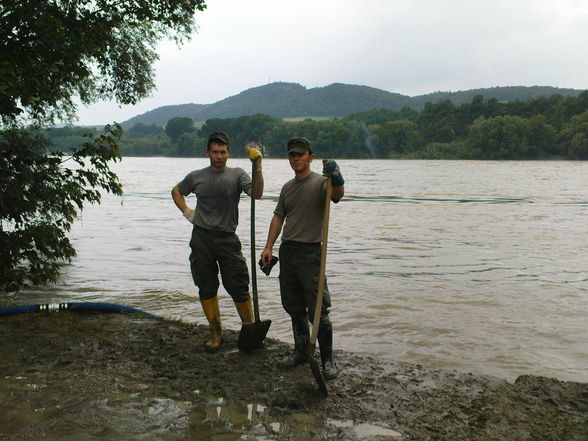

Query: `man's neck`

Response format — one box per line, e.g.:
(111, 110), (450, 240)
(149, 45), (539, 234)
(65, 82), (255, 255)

(294, 168), (312, 179)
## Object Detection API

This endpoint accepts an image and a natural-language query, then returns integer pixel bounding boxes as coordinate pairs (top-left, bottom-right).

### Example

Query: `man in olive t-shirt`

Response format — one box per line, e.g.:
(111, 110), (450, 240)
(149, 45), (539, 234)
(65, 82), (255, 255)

(260, 136), (345, 379)
(172, 132), (264, 352)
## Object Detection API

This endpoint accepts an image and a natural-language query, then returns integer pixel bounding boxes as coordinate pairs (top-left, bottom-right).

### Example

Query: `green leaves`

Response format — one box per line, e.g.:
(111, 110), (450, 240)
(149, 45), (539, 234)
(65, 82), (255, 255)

(165, 117), (194, 143)
(0, 126), (123, 291)
(1, 0), (206, 126)
(1, 0), (207, 290)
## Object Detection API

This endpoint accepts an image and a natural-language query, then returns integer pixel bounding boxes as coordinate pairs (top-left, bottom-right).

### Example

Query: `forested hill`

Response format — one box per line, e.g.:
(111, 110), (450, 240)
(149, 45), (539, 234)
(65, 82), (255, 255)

(122, 82), (410, 127)
(121, 82), (583, 127)
(409, 86), (584, 108)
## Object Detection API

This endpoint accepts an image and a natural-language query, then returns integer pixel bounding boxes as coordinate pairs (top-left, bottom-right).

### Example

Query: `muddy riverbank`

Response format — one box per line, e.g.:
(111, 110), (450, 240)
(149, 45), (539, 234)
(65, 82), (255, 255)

(1, 313), (586, 440)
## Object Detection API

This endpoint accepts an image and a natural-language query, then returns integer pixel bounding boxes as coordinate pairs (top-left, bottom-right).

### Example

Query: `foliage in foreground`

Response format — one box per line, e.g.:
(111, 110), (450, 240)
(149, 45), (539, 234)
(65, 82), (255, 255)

(0, 0), (206, 291)
(0, 126), (123, 290)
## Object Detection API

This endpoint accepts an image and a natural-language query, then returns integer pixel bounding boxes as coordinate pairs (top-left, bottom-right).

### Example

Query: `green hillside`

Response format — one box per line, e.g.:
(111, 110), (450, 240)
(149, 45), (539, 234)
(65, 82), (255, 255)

(47, 90), (588, 159)
(121, 82), (584, 128)
(126, 103), (207, 126)
(411, 85), (582, 108)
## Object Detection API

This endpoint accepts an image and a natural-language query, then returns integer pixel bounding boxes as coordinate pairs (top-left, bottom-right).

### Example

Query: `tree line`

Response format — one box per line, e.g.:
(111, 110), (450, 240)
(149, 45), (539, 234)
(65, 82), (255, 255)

(48, 91), (588, 160)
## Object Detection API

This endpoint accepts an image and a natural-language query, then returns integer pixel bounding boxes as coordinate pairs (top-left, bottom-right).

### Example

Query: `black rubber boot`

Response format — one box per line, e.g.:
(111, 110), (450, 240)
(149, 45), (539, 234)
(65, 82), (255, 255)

(318, 321), (338, 379)
(278, 316), (309, 368)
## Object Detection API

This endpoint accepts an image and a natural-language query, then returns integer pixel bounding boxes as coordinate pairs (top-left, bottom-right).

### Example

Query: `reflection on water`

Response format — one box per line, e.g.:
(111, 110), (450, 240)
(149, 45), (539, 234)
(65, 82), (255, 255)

(329, 419), (403, 439)
(0, 378), (310, 441)
(11, 158), (588, 383)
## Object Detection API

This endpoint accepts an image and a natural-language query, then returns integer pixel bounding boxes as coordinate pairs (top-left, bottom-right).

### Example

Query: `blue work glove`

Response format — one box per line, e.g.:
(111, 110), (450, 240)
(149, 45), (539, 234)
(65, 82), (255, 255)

(322, 159), (344, 187)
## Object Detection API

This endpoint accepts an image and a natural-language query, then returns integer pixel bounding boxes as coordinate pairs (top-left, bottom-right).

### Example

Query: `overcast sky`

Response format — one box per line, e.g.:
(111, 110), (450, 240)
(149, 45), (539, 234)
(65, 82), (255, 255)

(75, 0), (588, 126)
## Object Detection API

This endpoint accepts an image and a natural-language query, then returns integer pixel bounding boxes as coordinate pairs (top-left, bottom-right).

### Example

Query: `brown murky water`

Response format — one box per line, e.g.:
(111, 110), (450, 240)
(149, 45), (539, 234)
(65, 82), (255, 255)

(12, 158), (588, 382)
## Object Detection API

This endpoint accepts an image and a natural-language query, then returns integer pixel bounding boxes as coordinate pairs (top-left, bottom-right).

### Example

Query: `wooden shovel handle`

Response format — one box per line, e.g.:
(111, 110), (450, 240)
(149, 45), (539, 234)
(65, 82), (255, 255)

(310, 176), (332, 346)
(250, 160), (260, 322)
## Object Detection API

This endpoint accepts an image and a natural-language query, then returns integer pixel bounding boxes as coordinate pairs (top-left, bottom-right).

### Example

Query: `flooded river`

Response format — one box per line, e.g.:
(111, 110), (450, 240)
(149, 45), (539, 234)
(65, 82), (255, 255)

(7, 157), (588, 383)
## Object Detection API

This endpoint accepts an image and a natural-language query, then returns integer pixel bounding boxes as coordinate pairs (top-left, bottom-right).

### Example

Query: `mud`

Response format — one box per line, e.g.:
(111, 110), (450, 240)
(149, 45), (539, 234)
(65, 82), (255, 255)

(1, 313), (586, 440)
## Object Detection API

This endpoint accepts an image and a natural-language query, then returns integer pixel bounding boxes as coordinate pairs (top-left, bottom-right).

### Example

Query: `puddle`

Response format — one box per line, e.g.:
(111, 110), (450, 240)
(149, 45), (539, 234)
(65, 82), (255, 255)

(354, 422), (402, 439)
(0, 380), (315, 441)
(328, 418), (402, 440)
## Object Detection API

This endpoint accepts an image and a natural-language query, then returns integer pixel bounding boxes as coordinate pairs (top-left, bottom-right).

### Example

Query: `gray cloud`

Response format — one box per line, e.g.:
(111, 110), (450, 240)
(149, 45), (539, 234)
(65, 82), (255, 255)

(75, 0), (588, 125)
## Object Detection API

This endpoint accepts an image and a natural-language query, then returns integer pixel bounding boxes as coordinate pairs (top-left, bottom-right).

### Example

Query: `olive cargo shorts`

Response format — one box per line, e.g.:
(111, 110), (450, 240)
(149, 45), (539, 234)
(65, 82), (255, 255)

(189, 227), (250, 302)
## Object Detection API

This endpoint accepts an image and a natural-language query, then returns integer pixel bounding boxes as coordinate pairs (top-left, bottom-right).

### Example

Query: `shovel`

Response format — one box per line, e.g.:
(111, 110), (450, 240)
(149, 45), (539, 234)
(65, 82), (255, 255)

(306, 174), (333, 396)
(238, 159), (271, 352)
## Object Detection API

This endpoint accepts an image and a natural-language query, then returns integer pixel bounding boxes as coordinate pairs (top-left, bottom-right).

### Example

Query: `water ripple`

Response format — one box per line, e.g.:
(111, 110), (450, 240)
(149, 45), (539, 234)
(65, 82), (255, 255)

(344, 195), (531, 204)
(12, 158), (588, 384)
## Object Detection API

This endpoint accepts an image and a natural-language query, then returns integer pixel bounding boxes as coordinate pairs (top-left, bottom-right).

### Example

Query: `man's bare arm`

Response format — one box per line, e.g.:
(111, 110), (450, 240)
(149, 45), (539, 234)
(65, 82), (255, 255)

(260, 214), (284, 266)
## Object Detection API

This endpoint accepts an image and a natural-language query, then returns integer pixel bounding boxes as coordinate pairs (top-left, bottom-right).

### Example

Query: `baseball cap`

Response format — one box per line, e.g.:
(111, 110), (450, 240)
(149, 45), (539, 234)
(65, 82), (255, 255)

(286, 137), (311, 154)
(208, 131), (230, 145)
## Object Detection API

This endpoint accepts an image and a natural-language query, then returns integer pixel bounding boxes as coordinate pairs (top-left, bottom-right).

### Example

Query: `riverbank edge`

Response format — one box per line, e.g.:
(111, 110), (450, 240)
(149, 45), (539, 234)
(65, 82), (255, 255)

(0, 313), (586, 440)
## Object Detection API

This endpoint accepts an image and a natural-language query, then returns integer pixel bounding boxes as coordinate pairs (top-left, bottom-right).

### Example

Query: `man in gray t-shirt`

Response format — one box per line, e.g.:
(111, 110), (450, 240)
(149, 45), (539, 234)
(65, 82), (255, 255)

(260, 136), (345, 379)
(172, 131), (264, 352)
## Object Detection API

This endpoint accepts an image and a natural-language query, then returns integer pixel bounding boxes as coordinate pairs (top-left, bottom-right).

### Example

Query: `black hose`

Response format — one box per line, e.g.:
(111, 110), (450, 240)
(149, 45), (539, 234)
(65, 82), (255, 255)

(0, 302), (159, 319)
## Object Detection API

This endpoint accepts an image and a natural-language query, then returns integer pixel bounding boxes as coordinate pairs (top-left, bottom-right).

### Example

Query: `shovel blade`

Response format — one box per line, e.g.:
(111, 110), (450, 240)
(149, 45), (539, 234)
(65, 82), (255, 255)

(307, 346), (328, 396)
(238, 319), (271, 352)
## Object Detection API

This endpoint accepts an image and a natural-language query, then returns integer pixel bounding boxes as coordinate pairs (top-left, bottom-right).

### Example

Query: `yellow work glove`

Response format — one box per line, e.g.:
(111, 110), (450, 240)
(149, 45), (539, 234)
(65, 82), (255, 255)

(245, 145), (262, 172)
(183, 207), (196, 223)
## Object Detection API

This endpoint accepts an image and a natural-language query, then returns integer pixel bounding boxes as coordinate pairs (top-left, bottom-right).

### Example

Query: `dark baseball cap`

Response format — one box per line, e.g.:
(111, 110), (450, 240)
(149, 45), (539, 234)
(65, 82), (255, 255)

(208, 131), (230, 145)
(287, 137), (311, 154)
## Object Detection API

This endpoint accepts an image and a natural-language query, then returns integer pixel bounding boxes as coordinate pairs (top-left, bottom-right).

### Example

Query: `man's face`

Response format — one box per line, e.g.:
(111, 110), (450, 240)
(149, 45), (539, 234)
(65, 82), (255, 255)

(207, 142), (230, 170)
(288, 150), (313, 173)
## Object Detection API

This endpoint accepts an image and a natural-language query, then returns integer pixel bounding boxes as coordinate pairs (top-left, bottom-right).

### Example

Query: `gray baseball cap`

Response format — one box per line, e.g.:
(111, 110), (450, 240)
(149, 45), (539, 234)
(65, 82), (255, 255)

(208, 131), (230, 145)
(286, 137), (311, 154)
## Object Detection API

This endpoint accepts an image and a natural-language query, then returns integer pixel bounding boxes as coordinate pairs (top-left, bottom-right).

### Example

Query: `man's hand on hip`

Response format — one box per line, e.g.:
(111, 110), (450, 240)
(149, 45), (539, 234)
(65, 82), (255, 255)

(183, 207), (196, 223)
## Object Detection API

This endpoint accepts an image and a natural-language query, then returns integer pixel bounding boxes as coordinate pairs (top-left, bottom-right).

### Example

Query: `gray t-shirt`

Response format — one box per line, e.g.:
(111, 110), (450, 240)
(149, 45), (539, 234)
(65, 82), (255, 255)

(177, 166), (251, 233)
(275, 171), (327, 243)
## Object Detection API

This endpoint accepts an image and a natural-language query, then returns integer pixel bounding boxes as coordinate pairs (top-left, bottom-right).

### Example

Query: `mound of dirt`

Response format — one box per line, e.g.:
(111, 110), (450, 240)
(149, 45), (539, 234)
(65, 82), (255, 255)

(1, 313), (586, 440)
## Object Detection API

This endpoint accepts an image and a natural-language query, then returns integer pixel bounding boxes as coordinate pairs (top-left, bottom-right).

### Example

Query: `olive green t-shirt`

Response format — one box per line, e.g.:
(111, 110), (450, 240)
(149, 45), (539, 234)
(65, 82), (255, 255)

(274, 171), (327, 243)
(177, 166), (251, 233)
